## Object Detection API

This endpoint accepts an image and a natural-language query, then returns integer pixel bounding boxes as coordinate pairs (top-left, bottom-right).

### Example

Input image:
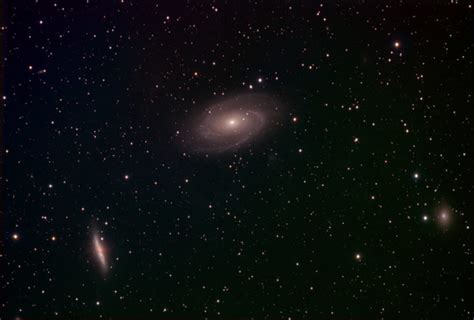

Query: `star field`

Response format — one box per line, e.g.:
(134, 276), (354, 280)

(2, 1), (474, 319)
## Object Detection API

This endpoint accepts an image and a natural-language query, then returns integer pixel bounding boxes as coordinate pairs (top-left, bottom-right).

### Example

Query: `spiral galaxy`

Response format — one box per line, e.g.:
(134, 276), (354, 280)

(184, 93), (281, 154)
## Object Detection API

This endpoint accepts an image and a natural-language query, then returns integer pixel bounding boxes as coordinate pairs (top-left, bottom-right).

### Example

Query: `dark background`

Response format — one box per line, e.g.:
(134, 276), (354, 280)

(2, 1), (473, 319)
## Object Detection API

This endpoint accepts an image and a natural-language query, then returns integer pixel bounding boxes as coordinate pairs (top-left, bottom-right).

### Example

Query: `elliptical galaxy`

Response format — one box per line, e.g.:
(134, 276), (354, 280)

(183, 93), (281, 154)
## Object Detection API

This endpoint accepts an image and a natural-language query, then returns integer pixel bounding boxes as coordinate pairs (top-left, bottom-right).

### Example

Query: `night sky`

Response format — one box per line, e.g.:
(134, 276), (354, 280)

(2, 1), (474, 319)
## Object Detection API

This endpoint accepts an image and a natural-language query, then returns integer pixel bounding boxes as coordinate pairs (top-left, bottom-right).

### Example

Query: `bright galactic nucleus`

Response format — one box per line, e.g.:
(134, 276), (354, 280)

(182, 93), (281, 154)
